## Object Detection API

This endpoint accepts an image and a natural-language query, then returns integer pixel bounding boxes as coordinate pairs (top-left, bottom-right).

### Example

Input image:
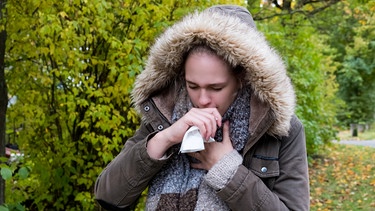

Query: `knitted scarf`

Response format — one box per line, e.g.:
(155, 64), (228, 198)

(146, 87), (250, 211)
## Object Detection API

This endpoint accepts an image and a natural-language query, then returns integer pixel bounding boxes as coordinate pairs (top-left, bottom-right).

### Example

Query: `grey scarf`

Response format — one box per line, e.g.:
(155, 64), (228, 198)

(146, 87), (250, 210)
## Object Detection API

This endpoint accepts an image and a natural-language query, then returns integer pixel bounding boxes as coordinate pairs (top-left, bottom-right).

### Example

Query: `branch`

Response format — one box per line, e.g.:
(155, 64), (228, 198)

(253, 0), (340, 21)
(307, 0), (341, 16)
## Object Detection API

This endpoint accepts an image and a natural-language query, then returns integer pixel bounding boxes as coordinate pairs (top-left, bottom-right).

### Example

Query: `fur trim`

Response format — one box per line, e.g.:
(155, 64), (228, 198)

(131, 7), (295, 136)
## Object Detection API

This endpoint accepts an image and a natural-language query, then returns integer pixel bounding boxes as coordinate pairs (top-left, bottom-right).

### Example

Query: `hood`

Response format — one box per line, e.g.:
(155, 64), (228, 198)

(131, 5), (295, 136)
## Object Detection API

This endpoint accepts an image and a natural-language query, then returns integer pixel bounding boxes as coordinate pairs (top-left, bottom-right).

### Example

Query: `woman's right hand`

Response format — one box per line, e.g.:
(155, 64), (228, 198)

(167, 108), (222, 144)
(147, 108), (222, 159)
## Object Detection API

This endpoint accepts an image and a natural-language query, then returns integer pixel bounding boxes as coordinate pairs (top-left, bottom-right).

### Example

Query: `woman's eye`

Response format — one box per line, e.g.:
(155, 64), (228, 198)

(188, 86), (198, 90)
(211, 87), (223, 91)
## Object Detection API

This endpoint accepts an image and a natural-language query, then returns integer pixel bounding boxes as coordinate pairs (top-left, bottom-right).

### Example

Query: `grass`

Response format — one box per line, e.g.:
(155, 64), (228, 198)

(337, 125), (375, 141)
(309, 143), (375, 210)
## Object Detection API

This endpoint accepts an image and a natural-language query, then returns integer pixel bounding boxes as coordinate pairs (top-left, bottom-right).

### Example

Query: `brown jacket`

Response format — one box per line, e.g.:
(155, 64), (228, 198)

(95, 5), (309, 211)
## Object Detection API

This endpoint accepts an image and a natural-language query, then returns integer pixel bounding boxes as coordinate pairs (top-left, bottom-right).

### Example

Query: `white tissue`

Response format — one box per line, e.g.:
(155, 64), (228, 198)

(179, 126), (215, 153)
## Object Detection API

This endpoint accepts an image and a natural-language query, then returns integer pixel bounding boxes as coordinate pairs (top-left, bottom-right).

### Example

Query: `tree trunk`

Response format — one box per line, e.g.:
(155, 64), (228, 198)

(0, 0), (8, 205)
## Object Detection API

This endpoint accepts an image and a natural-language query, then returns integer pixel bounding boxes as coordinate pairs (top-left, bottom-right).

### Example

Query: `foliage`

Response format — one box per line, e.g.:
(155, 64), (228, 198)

(312, 0), (375, 126)
(5, 0), (145, 208)
(3, 0), (244, 209)
(0, 0), (9, 206)
(257, 14), (341, 154)
(1, 0), (373, 209)
(248, 0), (341, 21)
(249, 0), (375, 153)
(336, 5), (375, 125)
(309, 144), (375, 210)
(0, 156), (32, 211)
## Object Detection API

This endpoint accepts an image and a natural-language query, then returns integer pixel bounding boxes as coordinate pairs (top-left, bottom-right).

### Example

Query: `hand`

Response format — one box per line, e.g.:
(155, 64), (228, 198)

(164, 108), (222, 145)
(189, 121), (234, 170)
(147, 108), (222, 159)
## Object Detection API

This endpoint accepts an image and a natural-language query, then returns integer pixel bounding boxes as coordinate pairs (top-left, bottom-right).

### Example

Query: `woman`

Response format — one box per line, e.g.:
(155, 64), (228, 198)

(95, 5), (310, 211)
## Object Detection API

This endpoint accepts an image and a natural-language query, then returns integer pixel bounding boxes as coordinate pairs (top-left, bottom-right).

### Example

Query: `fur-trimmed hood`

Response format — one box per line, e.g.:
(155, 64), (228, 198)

(131, 5), (295, 136)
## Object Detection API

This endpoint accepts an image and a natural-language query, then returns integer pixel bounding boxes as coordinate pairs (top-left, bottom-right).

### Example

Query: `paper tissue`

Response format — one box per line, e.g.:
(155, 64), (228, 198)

(180, 126), (215, 153)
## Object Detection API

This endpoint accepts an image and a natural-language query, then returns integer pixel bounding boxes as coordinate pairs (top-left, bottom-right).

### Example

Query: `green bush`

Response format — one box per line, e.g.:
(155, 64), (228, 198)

(259, 19), (340, 154)
(3, 0), (244, 209)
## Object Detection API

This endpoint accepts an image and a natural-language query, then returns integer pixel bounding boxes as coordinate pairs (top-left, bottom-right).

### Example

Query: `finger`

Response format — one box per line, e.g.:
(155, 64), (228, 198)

(204, 108), (221, 127)
(194, 114), (213, 140)
(210, 109), (222, 127)
(188, 152), (200, 159)
(183, 109), (211, 137)
(204, 108), (222, 139)
(190, 161), (206, 170)
(222, 121), (235, 153)
(188, 109), (218, 140)
(222, 121), (231, 143)
(199, 108), (220, 137)
(207, 111), (218, 141)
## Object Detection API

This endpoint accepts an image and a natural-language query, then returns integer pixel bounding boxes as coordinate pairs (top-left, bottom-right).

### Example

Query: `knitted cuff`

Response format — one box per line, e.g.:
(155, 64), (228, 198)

(204, 150), (243, 190)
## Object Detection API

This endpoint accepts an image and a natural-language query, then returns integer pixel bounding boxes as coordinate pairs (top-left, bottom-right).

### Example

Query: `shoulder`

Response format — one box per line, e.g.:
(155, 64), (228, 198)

(279, 115), (306, 152)
(278, 115), (305, 144)
(290, 115), (304, 133)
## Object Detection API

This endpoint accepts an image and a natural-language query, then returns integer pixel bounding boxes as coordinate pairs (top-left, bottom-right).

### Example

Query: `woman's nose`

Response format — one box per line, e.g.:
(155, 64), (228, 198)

(198, 89), (211, 106)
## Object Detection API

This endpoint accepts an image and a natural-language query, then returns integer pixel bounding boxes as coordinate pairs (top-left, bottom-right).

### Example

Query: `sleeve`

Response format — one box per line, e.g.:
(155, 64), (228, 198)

(214, 116), (310, 211)
(94, 122), (169, 210)
(204, 150), (243, 190)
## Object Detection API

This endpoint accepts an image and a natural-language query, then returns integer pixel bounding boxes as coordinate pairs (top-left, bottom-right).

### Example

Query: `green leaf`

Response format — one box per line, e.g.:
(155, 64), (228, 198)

(18, 167), (30, 179)
(0, 167), (12, 180)
(14, 203), (25, 211)
(0, 205), (9, 211)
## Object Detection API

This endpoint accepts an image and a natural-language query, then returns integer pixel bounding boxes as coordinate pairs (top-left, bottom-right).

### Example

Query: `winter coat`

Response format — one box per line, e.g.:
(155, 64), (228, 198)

(95, 5), (310, 211)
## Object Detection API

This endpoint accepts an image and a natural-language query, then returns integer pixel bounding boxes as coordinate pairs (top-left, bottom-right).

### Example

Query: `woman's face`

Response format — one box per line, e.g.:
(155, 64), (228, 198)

(185, 52), (240, 116)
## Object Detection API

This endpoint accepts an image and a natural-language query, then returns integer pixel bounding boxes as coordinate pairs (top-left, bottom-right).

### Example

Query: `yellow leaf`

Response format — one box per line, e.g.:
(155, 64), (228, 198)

(59, 11), (68, 18)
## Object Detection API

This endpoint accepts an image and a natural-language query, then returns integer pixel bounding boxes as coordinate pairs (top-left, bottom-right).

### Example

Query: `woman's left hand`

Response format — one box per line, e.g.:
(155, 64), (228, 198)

(189, 121), (234, 170)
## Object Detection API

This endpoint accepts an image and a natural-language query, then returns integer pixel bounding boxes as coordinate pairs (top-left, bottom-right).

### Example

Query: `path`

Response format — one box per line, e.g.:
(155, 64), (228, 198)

(332, 140), (375, 148)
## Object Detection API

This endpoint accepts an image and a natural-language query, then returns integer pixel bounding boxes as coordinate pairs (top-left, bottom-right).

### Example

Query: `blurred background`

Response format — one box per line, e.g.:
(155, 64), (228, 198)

(0, 0), (374, 210)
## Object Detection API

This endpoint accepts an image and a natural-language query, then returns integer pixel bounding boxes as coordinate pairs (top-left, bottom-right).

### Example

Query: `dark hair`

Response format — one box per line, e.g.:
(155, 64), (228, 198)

(186, 45), (218, 59)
